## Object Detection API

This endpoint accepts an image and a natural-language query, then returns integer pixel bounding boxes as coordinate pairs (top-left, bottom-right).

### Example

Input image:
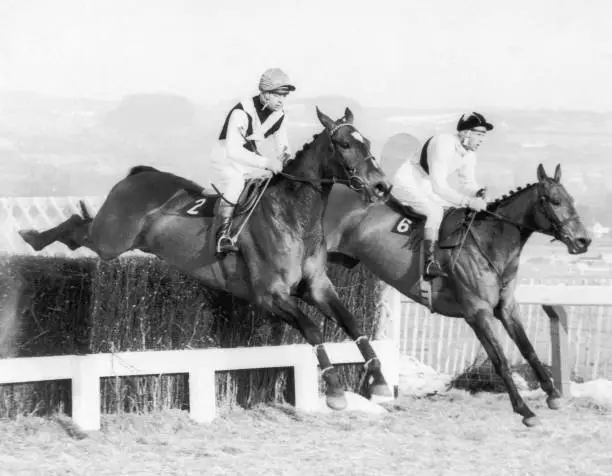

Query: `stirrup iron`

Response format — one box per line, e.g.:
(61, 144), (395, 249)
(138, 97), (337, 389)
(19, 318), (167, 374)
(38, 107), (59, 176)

(216, 234), (237, 254)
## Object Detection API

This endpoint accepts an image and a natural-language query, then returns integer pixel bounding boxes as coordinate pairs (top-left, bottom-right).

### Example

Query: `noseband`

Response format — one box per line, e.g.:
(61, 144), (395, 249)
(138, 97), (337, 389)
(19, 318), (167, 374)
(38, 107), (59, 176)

(328, 122), (377, 192)
(536, 182), (577, 242)
(482, 182), (576, 242)
(280, 122), (379, 193)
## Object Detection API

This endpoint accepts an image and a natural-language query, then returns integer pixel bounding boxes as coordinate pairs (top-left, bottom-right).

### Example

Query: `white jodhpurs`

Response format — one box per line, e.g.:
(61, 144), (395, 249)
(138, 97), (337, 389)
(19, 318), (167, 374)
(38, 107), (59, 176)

(393, 160), (448, 237)
(208, 143), (273, 204)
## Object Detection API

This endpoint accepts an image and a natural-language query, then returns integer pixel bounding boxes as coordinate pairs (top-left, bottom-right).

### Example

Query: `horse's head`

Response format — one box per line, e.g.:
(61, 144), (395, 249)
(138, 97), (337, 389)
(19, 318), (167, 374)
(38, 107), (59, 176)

(315, 107), (392, 202)
(534, 163), (591, 254)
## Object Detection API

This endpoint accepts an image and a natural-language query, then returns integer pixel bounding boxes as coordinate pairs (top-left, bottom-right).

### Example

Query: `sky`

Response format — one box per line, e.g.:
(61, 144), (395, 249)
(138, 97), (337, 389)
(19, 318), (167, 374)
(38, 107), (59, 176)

(1, 0), (611, 111)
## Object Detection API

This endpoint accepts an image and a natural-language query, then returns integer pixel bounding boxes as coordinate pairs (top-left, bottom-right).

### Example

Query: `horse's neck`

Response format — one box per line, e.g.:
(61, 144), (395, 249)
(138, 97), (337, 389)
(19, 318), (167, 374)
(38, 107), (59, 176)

(266, 134), (332, 229)
(282, 134), (329, 187)
(469, 186), (539, 277)
(490, 185), (538, 236)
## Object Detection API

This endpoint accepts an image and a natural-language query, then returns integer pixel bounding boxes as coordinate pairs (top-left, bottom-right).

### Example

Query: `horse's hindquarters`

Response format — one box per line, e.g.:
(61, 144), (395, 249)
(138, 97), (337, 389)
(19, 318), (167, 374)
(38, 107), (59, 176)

(89, 172), (202, 258)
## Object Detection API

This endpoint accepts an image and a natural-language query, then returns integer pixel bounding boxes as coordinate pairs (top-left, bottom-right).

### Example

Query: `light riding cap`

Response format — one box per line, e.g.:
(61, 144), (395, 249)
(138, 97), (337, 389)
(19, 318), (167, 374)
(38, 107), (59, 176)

(258, 68), (296, 94)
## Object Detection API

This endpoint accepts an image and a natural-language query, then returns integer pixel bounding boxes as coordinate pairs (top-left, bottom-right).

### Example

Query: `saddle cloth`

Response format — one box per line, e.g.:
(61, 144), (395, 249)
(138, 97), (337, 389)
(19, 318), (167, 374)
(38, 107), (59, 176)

(176, 177), (269, 219)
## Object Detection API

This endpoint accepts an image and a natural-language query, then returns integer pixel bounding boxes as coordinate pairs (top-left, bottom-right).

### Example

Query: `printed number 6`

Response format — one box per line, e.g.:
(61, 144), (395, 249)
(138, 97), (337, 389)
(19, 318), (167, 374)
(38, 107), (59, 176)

(186, 198), (207, 215)
(396, 218), (411, 233)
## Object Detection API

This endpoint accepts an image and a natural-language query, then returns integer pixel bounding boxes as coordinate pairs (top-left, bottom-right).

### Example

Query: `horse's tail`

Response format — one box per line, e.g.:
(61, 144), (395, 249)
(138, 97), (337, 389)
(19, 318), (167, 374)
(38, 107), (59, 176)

(128, 165), (160, 177)
(78, 200), (93, 222)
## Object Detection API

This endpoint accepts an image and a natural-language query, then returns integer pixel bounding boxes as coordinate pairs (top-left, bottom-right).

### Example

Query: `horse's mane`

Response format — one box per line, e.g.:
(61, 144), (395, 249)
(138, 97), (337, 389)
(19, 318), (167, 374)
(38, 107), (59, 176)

(487, 183), (535, 211)
(270, 133), (324, 186)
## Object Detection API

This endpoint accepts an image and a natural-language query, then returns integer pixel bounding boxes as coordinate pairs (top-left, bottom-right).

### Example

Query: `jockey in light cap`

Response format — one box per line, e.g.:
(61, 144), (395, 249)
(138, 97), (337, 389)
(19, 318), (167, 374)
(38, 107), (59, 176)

(209, 68), (296, 254)
(393, 112), (493, 280)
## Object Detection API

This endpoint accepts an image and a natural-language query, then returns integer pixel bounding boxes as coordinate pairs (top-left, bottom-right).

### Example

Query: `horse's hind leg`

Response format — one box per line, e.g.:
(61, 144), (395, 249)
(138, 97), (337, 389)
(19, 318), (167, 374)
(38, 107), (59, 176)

(467, 308), (540, 427)
(303, 274), (393, 401)
(256, 289), (348, 411)
(19, 212), (92, 252)
(495, 300), (562, 409)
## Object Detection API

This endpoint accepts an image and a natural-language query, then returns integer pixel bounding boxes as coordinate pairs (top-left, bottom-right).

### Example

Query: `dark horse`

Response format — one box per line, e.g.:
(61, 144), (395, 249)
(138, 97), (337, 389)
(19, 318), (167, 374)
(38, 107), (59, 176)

(324, 163), (591, 426)
(19, 107), (394, 410)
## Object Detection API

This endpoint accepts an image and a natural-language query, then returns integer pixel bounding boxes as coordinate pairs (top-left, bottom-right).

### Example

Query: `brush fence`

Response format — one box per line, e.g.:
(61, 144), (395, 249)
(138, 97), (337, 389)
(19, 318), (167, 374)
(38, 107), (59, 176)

(2, 197), (611, 404)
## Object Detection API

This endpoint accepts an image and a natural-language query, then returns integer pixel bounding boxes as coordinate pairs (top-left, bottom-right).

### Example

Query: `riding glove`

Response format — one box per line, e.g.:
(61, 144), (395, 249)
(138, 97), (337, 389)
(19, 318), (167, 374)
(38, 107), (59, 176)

(466, 197), (487, 211)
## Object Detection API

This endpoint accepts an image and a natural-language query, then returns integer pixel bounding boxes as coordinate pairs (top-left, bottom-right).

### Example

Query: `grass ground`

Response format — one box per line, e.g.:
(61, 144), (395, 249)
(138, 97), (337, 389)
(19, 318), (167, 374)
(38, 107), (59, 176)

(1, 391), (611, 476)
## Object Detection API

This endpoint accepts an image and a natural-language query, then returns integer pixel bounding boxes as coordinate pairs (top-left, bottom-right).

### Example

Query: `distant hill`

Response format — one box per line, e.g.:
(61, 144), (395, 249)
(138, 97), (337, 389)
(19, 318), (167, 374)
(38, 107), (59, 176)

(1, 89), (611, 226)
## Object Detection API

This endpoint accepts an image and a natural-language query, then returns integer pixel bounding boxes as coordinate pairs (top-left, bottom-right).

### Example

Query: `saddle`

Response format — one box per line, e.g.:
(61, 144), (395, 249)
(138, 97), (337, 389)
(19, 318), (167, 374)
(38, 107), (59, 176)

(388, 195), (474, 312)
(388, 196), (471, 251)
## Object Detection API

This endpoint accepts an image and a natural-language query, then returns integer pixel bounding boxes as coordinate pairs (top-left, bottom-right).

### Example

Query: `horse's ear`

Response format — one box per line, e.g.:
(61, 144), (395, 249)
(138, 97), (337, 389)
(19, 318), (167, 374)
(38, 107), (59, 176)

(316, 106), (334, 130)
(537, 163), (547, 181)
(554, 163), (562, 182)
(344, 107), (354, 124)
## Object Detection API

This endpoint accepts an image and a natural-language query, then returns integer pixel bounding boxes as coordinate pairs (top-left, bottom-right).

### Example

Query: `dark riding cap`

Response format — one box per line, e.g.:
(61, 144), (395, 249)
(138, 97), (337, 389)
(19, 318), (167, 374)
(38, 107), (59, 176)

(457, 112), (494, 132)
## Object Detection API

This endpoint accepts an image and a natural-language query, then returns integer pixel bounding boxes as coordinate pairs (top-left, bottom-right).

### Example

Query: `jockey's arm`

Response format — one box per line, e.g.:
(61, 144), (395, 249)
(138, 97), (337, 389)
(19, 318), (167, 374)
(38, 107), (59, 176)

(428, 136), (472, 207)
(225, 109), (273, 169)
(456, 153), (481, 197)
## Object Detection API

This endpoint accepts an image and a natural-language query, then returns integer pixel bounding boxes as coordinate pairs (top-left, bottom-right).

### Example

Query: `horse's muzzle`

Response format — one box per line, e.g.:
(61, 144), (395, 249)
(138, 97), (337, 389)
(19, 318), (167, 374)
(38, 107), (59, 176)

(568, 236), (591, 255)
(371, 180), (392, 202)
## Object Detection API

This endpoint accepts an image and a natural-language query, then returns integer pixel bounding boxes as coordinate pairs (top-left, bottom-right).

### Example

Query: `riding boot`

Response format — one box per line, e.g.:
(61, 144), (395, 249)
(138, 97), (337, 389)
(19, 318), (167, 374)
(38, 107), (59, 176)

(423, 239), (447, 280)
(216, 204), (239, 254)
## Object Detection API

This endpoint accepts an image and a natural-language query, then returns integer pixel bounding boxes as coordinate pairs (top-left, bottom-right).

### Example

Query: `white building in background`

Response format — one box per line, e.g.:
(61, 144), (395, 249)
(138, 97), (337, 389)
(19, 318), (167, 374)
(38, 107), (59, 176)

(591, 222), (610, 238)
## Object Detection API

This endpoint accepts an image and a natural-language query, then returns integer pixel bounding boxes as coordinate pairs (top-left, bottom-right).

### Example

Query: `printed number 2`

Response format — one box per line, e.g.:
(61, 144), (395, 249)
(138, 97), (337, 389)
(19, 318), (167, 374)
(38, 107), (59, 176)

(186, 198), (207, 215)
(396, 218), (411, 234)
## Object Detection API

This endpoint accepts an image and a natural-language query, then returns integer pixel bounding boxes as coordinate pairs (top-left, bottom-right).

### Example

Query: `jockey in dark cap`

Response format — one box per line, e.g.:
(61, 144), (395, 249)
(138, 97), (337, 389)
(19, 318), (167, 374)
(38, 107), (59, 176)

(393, 112), (494, 279)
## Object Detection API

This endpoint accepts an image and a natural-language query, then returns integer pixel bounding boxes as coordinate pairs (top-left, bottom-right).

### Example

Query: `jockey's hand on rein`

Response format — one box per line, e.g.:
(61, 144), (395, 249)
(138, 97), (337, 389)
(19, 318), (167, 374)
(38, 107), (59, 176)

(279, 151), (292, 165)
(265, 157), (283, 174)
(467, 196), (487, 212)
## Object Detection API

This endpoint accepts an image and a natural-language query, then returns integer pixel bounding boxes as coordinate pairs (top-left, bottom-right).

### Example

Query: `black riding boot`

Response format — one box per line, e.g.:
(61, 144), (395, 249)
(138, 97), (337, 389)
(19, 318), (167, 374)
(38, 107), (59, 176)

(216, 205), (239, 254)
(423, 239), (447, 280)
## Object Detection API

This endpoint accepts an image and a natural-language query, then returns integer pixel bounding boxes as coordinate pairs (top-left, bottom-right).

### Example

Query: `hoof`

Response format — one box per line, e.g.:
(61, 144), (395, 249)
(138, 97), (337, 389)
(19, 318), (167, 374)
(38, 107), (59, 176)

(18, 230), (42, 251)
(522, 415), (540, 427)
(326, 392), (347, 411)
(546, 396), (562, 410)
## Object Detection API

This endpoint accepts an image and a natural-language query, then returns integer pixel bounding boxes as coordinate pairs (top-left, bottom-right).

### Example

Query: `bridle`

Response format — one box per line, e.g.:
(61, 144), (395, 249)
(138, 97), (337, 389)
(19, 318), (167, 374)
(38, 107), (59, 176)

(280, 122), (378, 193)
(479, 181), (574, 243)
(533, 181), (577, 242)
(453, 181), (575, 276)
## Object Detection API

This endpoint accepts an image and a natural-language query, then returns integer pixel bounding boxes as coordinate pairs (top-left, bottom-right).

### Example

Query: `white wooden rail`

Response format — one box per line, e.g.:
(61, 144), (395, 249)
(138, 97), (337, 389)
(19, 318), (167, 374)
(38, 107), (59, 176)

(515, 285), (612, 396)
(0, 340), (398, 431)
(393, 285), (612, 396)
(513, 285), (612, 306)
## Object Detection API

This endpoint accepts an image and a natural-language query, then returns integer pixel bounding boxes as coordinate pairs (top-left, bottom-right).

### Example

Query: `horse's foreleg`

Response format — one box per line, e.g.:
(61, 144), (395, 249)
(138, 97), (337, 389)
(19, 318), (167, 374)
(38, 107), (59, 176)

(19, 213), (93, 253)
(467, 308), (539, 427)
(303, 274), (393, 400)
(495, 300), (562, 409)
(256, 290), (347, 411)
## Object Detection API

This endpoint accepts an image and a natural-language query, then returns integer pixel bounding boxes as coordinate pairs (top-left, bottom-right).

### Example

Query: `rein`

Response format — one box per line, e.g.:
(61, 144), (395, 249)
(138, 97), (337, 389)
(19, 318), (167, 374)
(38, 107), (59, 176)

(480, 182), (574, 243)
(279, 122), (377, 193)
(279, 171), (368, 192)
(451, 182), (575, 275)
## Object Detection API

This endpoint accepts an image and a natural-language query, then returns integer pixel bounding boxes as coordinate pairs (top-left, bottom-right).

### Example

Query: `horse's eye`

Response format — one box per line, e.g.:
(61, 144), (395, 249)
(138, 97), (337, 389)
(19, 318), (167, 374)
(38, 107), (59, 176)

(550, 198), (561, 206)
(338, 141), (350, 149)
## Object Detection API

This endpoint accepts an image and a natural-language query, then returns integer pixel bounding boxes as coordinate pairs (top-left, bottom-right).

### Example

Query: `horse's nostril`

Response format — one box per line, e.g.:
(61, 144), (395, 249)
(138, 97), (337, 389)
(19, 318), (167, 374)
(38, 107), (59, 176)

(577, 237), (591, 249)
